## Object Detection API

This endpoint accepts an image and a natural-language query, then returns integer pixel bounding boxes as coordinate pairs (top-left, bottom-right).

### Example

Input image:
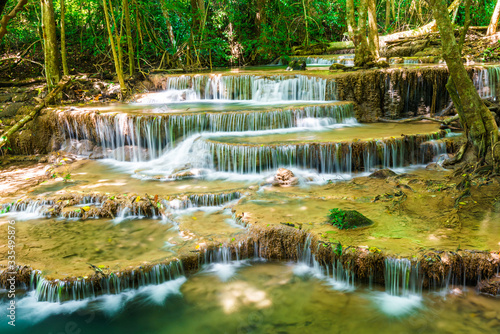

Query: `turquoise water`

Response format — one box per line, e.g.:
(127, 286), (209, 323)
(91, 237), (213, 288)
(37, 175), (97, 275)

(1, 262), (498, 334)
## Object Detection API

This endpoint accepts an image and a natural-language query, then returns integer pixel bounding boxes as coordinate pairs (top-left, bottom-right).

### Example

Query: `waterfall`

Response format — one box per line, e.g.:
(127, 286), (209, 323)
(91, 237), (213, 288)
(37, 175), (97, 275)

(142, 74), (330, 103)
(294, 235), (355, 290)
(166, 192), (242, 211)
(33, 262), (184, 303)
(473, 65), (500, 100)
(384, 258), (422, 297)
(57, 103), (351, 161)
(202, 132), (447, 174)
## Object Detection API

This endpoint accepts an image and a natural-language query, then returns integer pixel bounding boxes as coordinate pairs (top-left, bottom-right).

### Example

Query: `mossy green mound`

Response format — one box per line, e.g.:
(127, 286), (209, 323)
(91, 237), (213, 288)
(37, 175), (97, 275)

(328, 208), (374, 230)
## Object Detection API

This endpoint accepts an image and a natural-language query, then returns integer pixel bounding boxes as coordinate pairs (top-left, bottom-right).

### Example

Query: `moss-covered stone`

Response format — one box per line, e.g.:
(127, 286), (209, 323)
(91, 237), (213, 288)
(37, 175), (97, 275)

(328, 208), (374, 230)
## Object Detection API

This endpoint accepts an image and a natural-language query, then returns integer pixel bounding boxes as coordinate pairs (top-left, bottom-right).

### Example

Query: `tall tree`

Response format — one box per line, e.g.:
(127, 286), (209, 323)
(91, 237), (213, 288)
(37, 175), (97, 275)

(487, 0), (500, 36)
(430, 0), (498, 161)
(160, 0), (176, 48)
(367, 0), (379, 59)
(123, 0), (134, 75)
(385, 0), (391, 31)
(347, 0), (378, 67)
(41, 0), (61, 90)
(103, 0), (127, 96)
(60, 0), (69, 76)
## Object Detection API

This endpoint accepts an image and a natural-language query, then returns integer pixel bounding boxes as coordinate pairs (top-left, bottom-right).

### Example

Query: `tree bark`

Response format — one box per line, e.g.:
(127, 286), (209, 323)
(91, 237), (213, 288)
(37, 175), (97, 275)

(302, 0), (309, 46)
(41, 0), (61, 90)
(487, 0), (500, 36)
(385, 0), (391, 31)
(0, 0), (29, 41)
(60, 0), (69, 76)
(103, 0), (127, 97)
(160, 0), (176, 48)
(431, 0), (498, 159)
(123, 0), (135, 75)
(346, 0), (355, 40)
(367, 0), (379, 59)
(0, 76), (71, 151)
(353, 0), (375, 67)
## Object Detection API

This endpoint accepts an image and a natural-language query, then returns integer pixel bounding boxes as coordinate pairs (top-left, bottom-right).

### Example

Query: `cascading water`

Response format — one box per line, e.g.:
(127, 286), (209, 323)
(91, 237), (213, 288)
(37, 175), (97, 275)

(200, 132), (447, 174)
(384, 258), (422, 297)
(33, 261), (185, 302)
(58, 103), (352, 162)
(473, 65), (500, 100)
(140, 74), (331, 103)
(294, 235), (355, 291)
(373, 258), (424, 316)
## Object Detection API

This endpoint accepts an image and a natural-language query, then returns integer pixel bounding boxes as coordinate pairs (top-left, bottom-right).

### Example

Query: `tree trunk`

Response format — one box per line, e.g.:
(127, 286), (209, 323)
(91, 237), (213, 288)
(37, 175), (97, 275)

(385, 0), (391, 31)
(354, 0), (373, 67)
(431, 0), (498, 159)
(487, 0), (500, 36)
(123, 0), (135, 75)
(160, 0), (176, 47)
(41, 0), (61, 91)
(103, 0), (127, 96)
(346, 0), (355, 40)
(302, 0), (309, 46)
(60, 0), (69, 76)
(0, 0), (29, 41)
(367, 0), (379, 59)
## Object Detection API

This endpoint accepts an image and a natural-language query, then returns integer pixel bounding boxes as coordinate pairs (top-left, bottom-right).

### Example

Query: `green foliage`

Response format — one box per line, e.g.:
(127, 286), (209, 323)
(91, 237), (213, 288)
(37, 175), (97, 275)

(328, 208), (347, 229)
(0, 203), (13, 214)
(0, 0), (498, 69)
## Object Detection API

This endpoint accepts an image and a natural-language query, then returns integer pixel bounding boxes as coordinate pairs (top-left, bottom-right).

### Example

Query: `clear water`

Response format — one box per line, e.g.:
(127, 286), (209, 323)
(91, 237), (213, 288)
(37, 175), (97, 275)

(1, 262), (498, 334)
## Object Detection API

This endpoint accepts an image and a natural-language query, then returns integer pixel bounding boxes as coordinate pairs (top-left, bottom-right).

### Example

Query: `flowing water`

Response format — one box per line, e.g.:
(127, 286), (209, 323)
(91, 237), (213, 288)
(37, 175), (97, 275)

(1, 262), (499, 333)
(2, 67), (500, 333)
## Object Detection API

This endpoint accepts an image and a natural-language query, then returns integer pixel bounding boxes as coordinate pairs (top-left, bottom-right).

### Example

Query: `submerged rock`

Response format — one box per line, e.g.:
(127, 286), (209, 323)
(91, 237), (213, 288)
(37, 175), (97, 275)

(369, 169), (397, 179)
(272, 168), (299, 187)
(111, 146), (149, 161)
(328, 208), (374, 230)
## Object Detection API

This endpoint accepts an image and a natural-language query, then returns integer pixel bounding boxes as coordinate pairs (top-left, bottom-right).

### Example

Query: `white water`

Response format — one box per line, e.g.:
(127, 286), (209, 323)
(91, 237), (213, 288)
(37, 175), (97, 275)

(0, 277), (187, 328)
(137, 74), (329, 104)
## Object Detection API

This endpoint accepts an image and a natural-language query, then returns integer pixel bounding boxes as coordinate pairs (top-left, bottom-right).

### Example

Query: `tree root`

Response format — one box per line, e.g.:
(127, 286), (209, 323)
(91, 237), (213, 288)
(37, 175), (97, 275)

(378, 114), (460, 127)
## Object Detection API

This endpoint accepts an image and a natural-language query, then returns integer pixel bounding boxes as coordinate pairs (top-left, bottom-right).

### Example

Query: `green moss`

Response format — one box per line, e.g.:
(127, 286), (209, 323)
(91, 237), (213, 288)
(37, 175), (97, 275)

(328, 208), (373, 230)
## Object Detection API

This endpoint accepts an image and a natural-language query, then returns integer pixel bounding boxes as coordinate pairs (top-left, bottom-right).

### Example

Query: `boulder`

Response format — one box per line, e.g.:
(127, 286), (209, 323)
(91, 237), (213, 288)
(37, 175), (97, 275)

(368, 169), (397, 179)
(286, 60), (306, 71)
(272, 168), (299, 187)
(1, 102), (24, 118)
(329, 63), (347, 71)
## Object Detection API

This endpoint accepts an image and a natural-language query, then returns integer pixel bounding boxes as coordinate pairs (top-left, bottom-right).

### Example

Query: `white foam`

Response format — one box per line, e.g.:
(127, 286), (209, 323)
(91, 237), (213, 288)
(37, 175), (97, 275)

(203, 261), (250, 282)
(372, 292), (423, 316)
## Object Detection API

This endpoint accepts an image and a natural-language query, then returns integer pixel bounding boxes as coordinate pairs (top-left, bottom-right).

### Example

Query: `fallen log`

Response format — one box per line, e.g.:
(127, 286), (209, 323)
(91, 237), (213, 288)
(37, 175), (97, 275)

(0, 76), (72, 151)
(0, 77), (45, 87)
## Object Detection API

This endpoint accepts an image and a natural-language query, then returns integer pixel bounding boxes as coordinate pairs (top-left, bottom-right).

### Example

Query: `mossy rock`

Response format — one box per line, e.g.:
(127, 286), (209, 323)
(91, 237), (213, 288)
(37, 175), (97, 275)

(329, 63), (347, 71)
(328, 208), (374, 230)
(369, 169), (397, 179)
(287, 60), (306, 71)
